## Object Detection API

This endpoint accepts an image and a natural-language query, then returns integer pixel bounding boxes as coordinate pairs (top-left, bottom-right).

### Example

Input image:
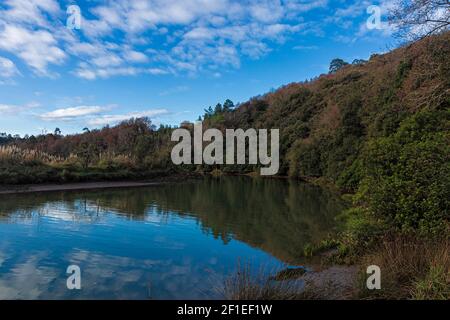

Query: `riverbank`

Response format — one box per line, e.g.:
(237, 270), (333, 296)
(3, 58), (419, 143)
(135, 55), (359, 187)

(0, 172), (336, 195)
(0, 172), (203, 195)
(0, 181), (162, 194)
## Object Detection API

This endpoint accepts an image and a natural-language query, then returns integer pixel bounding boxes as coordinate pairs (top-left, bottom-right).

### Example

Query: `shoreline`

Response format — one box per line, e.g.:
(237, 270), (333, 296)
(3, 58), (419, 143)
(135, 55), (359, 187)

(0, 173), (343, 196)
(0, 181), (163, 195)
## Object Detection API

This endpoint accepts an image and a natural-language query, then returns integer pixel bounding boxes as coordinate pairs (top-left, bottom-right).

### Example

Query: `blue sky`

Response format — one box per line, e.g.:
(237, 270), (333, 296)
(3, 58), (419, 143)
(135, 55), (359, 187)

(0, 0), (396, 136)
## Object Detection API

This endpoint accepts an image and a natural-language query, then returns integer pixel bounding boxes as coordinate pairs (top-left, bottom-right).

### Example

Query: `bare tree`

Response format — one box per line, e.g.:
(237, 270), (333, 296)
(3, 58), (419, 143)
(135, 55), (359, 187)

(389, 0), (450, 40)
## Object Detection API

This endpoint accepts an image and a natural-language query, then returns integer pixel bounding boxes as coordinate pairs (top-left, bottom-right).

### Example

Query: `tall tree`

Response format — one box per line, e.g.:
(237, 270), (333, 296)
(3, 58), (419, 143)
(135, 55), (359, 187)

(389, 0), (450, 40)
(214, 103), (223, 114)
(329, 58), (349, 73)
(223, 99), (235, 111)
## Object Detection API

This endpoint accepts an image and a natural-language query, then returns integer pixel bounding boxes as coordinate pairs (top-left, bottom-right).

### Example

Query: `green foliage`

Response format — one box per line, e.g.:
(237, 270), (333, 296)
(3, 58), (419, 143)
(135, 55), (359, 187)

(288, 140), (322, 177)
(394, 60), (413, 89)
(412, 265), (450, 300)
(329, 58), (349, 73)
(336, 159), (364, 191)
(335, 207), (385, 259)
(302, 238), (340, 257)
(357, 110), (450, 235)
(352, 59), (367, 65)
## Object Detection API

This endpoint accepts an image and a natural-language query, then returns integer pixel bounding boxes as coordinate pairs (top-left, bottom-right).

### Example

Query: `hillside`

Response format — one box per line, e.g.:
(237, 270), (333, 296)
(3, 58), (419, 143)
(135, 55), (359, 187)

(202, 31), (449, 187)
(200, 32), (449, 238)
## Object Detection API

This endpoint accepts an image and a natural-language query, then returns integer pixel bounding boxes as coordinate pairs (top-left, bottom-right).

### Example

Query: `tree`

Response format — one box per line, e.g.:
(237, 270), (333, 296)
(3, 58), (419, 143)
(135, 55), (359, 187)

(76, 142), (92, 169)
(223, 99), (235, 111)
(329, 58), (349, 73)
(214, 103), (223, 114)
(54, 128), (61, 136)
(352, 59), (367, 65)
(389, 0), (450, 40)
(204, 106), (214, 118)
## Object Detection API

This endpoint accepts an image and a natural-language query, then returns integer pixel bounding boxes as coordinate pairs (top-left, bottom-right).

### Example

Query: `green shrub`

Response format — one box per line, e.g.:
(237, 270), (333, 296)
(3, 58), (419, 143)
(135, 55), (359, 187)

(357, 110), (450, 235)
(335, 207), (385, 259)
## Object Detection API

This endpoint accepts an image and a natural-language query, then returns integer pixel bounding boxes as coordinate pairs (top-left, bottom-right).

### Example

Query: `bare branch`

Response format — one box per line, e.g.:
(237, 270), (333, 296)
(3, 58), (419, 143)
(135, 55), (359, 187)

(388, 0), (450, 40)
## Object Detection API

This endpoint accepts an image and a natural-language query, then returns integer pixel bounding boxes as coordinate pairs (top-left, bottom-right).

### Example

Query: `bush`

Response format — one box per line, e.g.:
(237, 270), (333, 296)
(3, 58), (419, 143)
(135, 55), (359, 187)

(328, 207), (385, 264)
(357, 110), (450, 235)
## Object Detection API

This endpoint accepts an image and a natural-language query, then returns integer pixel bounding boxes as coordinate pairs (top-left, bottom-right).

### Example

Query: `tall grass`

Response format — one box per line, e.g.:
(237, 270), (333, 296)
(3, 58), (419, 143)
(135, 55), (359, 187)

(220, 263), (328, 300)
(0, 146), (137, 169)
(359, 234), (449, 300)
(0, 145), (165, 184)
(0, 145), (64, 165)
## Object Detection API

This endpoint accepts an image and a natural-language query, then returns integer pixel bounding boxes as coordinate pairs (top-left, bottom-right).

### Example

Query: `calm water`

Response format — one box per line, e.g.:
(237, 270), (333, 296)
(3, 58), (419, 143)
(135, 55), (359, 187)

(0, 177), (344, 299)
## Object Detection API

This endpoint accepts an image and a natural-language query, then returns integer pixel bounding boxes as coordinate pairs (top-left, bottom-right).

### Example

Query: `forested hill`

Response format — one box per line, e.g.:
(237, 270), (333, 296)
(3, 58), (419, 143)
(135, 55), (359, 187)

(201, 31), (449, 189)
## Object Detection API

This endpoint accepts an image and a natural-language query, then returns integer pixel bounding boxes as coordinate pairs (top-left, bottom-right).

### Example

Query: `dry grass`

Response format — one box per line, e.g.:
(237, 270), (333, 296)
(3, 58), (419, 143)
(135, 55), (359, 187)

(0, 145), (64, 165)
(0, 146), (136, 169)
(359, 234), (449, 300)
(220, 263), (333, 300)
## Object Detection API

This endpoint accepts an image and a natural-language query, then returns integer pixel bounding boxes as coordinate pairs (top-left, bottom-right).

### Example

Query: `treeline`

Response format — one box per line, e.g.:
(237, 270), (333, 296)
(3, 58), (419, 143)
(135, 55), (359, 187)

(0, 118), (178, 184)
(7, 118), (172, 168)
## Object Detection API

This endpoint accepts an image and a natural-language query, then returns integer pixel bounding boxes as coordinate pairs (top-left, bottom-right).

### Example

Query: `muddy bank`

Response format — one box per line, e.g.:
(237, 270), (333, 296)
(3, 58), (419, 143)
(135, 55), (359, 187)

(302, 265), (359, 299)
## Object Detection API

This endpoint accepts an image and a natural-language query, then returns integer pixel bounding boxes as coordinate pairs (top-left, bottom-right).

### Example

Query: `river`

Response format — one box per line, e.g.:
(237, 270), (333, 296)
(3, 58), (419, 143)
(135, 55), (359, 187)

(0, 177), (345, 299)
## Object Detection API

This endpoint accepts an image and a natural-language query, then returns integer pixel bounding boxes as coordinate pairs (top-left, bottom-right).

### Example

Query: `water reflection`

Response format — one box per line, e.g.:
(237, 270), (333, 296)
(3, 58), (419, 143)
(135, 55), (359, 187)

(0, 177), (344, 299)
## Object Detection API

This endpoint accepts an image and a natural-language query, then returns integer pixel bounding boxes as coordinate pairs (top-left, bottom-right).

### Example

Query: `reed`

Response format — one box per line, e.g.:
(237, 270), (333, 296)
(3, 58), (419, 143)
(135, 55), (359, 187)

(0, 145), (64, 165)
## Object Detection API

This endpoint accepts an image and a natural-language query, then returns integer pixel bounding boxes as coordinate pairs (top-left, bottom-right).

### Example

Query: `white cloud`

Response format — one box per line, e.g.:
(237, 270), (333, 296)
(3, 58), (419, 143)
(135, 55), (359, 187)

(124, 50), (149, 63)
(0, 104), (15, 113)
(74, 65), (171, 80)
(293, 45), (319, 50)
(159, 85), (189, 96)
(1, 0), (61, 28)
(87, 109), (169, 126)
(0, 24), (66, 76)
(0, 102), (38, 115)
(0, 79), (17, 86)
(40, 105), (107, 120)
(249, 0), (284, 23)
(0, 56), (19, 77)
(147, 68), (170, 75)
(74, 68), (97, 80)
(38, 105), (170, 128)
(285, 0), (328, 16)
(91, 54), (123, 68)
(0, 0), (359, 78)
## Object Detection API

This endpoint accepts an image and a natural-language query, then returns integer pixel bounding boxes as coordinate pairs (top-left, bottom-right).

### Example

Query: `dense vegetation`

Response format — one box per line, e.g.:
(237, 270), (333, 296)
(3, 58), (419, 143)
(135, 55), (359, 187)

(1, 32), (449, 299)
(0, 119), (175, 184)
